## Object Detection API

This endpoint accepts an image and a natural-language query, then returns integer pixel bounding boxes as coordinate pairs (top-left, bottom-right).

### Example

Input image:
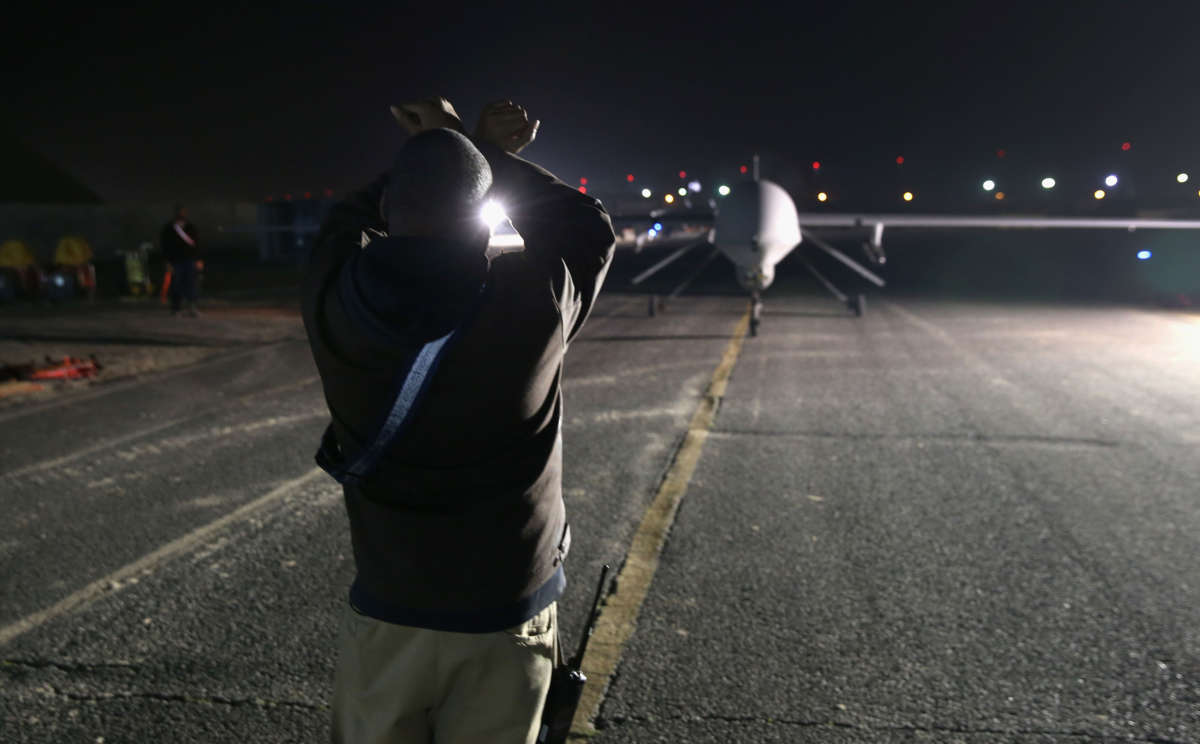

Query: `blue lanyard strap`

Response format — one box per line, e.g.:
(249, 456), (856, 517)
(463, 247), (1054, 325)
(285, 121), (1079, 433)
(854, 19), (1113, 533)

(316, 280), (486, 486)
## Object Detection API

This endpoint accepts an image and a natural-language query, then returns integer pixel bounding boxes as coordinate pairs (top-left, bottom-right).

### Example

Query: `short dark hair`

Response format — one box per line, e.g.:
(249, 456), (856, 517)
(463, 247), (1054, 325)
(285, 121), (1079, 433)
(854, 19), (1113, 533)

(387, 128), (493, 235)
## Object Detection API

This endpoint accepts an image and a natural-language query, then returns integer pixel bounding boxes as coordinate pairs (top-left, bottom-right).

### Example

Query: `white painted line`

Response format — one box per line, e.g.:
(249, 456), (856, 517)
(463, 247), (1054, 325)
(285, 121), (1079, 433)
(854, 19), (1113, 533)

(3, 414), (195, 480)
(0, 467), (327, 647)
(0, 377), (320, 480)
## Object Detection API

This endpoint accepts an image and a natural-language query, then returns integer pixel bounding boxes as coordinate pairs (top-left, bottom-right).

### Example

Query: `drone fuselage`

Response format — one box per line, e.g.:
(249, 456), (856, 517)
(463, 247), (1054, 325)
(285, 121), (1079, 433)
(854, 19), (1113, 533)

(712, 178), (800, 292)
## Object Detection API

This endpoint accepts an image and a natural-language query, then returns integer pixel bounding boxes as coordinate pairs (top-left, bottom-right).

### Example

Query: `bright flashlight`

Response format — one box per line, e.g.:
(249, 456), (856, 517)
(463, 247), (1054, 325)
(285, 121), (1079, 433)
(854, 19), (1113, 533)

(480, 200), (508, 229)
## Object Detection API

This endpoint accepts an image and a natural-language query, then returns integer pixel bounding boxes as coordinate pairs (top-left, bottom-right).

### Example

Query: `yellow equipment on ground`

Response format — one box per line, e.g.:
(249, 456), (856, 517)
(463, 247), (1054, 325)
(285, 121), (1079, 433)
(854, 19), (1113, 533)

(0, 239), (36, 268)
(54, 236), (93, 267)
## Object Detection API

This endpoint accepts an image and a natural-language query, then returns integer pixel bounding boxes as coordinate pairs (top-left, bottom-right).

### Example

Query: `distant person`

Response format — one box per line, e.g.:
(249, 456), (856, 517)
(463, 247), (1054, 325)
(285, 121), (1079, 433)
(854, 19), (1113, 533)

(160, 204), (201, 316)
(301, 97), (615, 744)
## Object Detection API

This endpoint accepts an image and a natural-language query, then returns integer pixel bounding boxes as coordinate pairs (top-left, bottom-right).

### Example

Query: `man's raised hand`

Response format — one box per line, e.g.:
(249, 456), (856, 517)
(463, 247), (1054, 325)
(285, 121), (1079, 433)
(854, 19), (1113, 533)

(389, 97), (465, 135)
(474, 100), (540, 154)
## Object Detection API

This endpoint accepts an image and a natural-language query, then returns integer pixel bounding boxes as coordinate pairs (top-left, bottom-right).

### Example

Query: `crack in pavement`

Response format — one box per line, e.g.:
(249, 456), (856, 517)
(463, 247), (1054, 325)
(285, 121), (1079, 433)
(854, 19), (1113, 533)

(5, 658), (330, 714)
(596, 712), (1187, 743)
(3, 658), (141, 675)
(34, 683), (328, 712)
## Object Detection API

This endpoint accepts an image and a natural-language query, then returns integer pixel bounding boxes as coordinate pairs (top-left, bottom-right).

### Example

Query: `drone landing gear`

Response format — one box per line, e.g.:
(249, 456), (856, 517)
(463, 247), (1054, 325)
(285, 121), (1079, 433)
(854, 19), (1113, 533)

(798, 253), (867, 318)
(795, 229), (889, 318)
(644, 245), (722, 319)
(749, 292), (763, 336)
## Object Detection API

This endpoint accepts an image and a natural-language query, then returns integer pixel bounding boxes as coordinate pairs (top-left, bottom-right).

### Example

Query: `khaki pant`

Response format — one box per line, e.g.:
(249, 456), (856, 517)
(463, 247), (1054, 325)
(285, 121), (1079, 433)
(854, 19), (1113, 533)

(332, 602), (557, 744)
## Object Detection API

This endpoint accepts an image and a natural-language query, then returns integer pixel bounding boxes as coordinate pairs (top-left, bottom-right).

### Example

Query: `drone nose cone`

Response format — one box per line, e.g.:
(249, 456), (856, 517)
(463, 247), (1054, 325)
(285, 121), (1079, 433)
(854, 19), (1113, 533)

(735, 263), (775, 292)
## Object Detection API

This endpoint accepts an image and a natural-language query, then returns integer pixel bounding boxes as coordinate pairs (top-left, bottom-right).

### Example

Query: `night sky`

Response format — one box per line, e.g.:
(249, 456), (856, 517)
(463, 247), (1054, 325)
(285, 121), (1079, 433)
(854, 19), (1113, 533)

(5, 2), (1199, 207)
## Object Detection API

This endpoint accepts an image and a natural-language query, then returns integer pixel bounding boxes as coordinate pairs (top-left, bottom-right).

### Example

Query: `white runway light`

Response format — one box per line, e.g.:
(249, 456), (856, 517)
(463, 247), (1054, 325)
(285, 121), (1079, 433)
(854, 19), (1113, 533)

(641, 188), (652, 198)
(982, 179), (995, 192)
(717, 185), (731, 196)
(1137, 250), (1152, 260)
(1105, 174), (1119, 187)
(480, 200), (508, 229)
(1041, 177), (1056, 190)
(1177, 173), (1190, 183)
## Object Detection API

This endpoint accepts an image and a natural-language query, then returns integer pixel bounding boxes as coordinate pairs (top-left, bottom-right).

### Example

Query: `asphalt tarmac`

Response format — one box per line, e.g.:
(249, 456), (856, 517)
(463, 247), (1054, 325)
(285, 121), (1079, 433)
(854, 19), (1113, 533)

(2, 247), (1198, 743)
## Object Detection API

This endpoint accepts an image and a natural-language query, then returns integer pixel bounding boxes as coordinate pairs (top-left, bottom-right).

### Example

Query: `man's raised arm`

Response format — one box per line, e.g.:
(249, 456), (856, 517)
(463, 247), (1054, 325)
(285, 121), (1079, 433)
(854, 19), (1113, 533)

(472, 101), (616, 342)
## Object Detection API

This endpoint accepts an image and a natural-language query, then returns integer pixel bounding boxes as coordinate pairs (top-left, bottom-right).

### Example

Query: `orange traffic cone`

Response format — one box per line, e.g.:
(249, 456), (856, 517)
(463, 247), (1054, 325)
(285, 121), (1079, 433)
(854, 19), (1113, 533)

(159, 265), (173, 304)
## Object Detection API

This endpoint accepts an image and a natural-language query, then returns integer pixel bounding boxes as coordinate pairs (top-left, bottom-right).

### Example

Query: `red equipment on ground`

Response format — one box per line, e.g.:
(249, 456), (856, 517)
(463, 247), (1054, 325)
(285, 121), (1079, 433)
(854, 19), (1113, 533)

(25, 356), (103, 381)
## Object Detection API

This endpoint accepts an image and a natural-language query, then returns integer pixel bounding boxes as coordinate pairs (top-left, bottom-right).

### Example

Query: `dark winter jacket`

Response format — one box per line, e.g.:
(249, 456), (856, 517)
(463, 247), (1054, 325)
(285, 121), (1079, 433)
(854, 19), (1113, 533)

(301, 141), (615, 632)
(160, 219), (199, 262)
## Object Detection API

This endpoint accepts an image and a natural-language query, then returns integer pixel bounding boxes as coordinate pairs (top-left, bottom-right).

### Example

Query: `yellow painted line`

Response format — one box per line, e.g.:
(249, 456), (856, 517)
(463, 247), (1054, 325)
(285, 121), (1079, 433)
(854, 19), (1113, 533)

(0, 467), (327, 647)
(571, 309), (751, 737)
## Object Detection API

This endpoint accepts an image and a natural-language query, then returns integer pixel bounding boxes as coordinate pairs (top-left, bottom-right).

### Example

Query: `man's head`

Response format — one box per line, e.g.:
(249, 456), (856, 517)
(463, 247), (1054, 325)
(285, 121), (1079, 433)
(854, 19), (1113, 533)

(384, 128), (493, 246)
(174, 203), (188, 221)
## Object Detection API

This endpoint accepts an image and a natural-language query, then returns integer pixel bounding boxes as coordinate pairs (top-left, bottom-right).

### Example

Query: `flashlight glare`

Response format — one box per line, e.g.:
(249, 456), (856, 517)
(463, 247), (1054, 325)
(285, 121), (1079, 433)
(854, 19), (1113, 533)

(480, 200), (508, 229)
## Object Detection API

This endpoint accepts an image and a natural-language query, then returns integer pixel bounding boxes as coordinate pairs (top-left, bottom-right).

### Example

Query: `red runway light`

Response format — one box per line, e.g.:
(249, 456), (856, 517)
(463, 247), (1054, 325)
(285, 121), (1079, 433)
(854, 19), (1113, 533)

(284, 193), (293, 201)
(895, 156), (905, 165)
(304, 191), (312, 199)
(578, 186), (587, 194)
(739, 165), (748, 174)
(626, 173), (635, 182)
(811, 161), (821, 170)
(1121, 141), (1132, 151)
(996, 148), (1007, 159)
(678, 170), (687, 179)
(579, 177), (588, 185)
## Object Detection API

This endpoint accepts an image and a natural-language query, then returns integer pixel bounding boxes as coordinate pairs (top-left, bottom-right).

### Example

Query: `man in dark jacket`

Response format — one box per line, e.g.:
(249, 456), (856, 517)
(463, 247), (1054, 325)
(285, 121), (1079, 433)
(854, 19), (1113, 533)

(301, 97), (615, 744)
(159, 204), (201, 316)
